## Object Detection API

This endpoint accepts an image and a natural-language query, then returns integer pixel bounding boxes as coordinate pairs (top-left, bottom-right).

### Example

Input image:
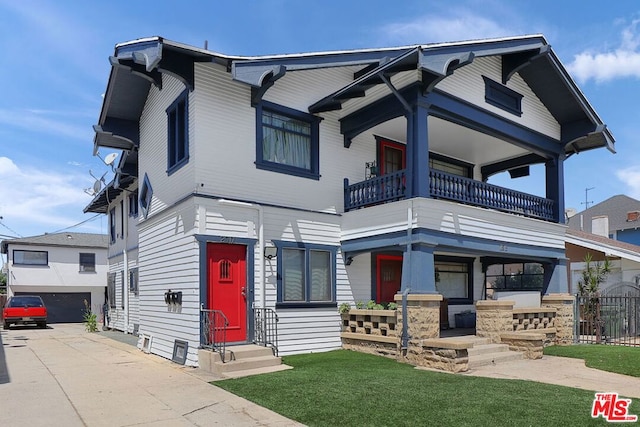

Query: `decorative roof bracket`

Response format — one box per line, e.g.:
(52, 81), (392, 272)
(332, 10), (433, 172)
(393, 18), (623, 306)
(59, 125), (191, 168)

(502, 45), (550, 84)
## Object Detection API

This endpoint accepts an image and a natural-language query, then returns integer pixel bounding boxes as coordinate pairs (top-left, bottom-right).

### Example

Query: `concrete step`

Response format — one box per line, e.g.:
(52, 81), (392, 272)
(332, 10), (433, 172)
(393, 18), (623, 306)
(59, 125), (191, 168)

(467, 343), (510, 357)
(468, 350), (523, 369)
(214, 354), (283, 373)
(214, 344), (275, 362)
(218, 364), (293, 379)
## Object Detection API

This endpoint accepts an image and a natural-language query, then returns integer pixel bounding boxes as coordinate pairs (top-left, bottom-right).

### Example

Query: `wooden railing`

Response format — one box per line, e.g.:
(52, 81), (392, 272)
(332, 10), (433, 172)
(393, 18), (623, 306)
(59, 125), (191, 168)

(343, 168), (555, 222)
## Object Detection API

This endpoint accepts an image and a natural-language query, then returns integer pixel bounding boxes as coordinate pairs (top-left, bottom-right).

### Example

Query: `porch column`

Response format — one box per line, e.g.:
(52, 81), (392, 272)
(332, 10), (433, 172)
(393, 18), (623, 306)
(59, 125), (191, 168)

(401, 242), (437, 294)
(545, 155), (565, 223)
(406, 102), (430, 198)
(544, 258), (569, 294)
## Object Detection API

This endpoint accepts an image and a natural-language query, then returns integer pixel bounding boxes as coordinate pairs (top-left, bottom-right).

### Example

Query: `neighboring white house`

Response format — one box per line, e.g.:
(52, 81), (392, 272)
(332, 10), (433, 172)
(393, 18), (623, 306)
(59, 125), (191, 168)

(85, 35), (614, 366)
(1, 233), (108, 323)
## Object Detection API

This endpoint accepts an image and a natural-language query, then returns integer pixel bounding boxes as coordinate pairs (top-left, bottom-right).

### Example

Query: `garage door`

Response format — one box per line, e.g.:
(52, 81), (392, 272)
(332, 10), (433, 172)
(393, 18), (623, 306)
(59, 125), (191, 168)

(16, 292), (91, 323)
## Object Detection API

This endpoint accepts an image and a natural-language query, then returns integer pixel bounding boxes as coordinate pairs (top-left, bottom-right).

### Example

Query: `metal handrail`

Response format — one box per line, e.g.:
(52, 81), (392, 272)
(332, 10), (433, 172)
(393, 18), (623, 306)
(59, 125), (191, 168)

(253, 307), (279, 356)
(200, 308), (229, 362)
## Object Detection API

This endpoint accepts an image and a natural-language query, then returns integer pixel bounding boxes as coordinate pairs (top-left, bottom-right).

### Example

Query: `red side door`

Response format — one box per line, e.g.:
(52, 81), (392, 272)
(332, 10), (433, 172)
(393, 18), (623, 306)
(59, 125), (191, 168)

(207, 243), (247, 342)
(376, 255), (403, 304)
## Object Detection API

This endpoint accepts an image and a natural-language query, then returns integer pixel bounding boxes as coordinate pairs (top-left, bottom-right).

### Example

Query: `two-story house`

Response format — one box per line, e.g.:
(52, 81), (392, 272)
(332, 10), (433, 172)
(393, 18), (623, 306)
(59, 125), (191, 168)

(86, 35), (614, 366)
(1, 233), (108, 323)
(567, 194), (640, 245)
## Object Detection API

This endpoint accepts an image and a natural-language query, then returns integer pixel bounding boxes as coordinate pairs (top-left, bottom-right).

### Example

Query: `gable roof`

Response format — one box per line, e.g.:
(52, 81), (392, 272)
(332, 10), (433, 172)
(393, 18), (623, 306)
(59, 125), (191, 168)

(566, 228), (640, 263)
(1, 233), (108, 254)
(94, 34), (614, 158)
(567, 194), (640, 233)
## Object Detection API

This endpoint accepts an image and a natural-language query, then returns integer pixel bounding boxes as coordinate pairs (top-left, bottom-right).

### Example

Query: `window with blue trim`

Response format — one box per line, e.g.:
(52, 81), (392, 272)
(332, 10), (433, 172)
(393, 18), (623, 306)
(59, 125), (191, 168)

(166, 90), (189, 173)
(256, 101), (320, 180)
(139, 173), (153, 219)
(483, 76), (523, 117)
(274, 241), (336, 307)
(109, 207), (116, 243)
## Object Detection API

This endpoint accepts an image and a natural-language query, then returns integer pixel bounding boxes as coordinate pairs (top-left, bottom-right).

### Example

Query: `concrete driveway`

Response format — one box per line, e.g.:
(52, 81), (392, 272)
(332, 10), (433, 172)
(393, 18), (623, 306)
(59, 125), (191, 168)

(0, 323), (303, 427)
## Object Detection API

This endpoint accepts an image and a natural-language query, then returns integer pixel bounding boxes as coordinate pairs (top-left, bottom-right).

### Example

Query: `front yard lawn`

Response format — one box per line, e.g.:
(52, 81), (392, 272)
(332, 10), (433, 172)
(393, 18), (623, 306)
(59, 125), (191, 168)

(215, 350), (638, 426)
(543, 344), (640, 377)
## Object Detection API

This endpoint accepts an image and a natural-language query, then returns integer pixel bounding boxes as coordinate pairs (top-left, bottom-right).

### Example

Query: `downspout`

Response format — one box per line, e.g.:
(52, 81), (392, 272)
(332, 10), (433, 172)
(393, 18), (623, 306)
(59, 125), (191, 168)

(124, 248), (129, 334)
(401, 200), (413, 352)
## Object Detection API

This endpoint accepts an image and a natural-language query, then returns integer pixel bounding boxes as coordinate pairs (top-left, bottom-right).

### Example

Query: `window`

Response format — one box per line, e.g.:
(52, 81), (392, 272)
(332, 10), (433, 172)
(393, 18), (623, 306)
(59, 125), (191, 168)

(139, 173), (153, 219)
(435, 256), (473, 304)
(109, 208), (116, 243)
(129, 191), (139, 217)
(166, 90), (189, 173)
(429, 153), (473, 178)
(274, 241), (336, 307)
(79, 253), (96, 272)
(13, 250), (48, 266)
(107, 272), (116, 308)
(256, 101), (320, 180)
(129, 268), (139, 296)
(485, 262), (544, 293)
(483, 76), (523, 116)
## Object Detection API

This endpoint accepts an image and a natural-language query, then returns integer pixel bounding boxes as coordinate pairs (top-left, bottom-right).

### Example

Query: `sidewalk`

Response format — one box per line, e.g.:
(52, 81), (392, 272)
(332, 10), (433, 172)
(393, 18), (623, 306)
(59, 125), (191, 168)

(461, 354), (640, 399)
(0, 323), (303, 427)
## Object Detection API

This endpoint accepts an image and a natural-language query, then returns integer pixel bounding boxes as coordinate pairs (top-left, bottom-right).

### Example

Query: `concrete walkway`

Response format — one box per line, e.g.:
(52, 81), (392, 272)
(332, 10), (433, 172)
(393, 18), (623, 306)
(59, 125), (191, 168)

(0, 323), (303, 427)
(461, 354), (640, 399)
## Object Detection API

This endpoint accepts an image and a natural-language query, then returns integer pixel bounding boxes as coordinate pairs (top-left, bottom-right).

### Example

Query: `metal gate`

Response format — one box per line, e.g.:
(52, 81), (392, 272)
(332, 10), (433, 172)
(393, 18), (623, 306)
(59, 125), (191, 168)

(575, 290), (640, 346)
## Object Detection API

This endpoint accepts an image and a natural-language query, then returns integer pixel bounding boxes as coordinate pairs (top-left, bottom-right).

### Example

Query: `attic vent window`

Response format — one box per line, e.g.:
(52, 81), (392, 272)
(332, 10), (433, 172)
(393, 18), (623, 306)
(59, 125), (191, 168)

(483, 76), (523, 117)
(627, 211), (640, 222)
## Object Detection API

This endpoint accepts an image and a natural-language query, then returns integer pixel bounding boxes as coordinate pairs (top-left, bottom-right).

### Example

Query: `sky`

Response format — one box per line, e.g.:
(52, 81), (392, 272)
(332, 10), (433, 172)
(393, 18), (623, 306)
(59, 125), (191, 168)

(1, 0), (640, 242)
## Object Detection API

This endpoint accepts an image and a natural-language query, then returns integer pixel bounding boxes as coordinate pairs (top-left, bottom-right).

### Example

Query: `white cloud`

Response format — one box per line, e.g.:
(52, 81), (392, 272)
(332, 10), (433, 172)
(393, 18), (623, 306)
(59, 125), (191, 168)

(616, 166), (640, 199)
(0, 157), (99, 236)
(380, 9), (520, 45)
(567, 19), (640, 83)
(0, 109), (92, 141)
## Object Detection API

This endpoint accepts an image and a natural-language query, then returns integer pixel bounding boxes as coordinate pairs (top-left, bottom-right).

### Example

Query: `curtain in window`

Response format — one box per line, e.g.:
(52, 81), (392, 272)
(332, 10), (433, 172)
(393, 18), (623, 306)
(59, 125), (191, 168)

(310, 250), (331, 301)
(283, 249), (305, 301)
(263, 111), (311, 169)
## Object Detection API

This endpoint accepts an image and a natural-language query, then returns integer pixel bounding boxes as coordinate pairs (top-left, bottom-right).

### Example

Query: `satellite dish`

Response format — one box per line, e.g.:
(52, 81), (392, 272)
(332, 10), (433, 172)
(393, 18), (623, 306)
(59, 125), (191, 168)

(93, 179), (102, 194)
(104, 152), (118, 166)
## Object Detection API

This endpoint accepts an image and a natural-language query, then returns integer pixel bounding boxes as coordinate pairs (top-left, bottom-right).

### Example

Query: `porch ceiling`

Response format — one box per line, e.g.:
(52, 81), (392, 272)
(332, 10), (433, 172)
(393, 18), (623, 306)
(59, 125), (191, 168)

(370, 116), (530, 168)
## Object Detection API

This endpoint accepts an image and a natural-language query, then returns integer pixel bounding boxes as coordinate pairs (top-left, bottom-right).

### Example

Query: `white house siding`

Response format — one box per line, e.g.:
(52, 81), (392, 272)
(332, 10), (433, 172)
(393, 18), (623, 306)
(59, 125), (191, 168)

(139, 75), (195, 218)
(192, 63), (375, 215)
(342, 198), (565, 250)
(435, 56), (561, 140)
(137, 200), (201, 366)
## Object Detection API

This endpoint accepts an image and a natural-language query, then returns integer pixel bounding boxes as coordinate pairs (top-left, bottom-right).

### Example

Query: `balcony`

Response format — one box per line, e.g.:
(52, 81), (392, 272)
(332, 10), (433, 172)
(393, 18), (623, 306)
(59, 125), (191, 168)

(344, 169), (555, 222)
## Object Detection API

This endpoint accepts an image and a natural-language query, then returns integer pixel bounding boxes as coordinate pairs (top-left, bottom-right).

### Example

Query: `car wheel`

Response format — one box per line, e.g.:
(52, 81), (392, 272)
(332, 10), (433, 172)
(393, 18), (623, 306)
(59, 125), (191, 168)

(3, 321), (9, 330)
(38, 322), (46, 329)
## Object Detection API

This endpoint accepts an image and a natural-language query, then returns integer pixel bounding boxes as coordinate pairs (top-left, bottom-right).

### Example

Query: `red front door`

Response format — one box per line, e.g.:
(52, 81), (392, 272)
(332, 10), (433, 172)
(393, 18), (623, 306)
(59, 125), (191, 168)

(379, 139), (406, 175)
(207, 243), (247, 342)
(376, 255), (403, 304)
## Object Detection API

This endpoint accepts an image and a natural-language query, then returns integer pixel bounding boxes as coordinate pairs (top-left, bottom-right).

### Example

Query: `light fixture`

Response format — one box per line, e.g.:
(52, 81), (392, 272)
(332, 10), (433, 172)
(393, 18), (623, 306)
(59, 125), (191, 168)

(264, 246), (277, 260)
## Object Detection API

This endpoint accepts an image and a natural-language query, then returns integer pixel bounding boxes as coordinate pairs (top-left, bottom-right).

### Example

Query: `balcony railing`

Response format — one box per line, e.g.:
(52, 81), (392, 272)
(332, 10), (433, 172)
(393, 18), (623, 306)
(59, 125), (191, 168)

(344, 170), (406, 210)
(344, 169), (555, 221)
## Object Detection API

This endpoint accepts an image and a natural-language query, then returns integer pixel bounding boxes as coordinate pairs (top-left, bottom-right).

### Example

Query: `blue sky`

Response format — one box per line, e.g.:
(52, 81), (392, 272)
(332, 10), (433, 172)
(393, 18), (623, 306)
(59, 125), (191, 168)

(1, 0), (640, 241)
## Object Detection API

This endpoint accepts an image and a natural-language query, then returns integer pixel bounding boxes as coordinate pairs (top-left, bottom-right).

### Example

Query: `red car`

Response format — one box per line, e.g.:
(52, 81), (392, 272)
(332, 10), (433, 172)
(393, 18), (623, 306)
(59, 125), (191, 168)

(2, 295), (47, 329)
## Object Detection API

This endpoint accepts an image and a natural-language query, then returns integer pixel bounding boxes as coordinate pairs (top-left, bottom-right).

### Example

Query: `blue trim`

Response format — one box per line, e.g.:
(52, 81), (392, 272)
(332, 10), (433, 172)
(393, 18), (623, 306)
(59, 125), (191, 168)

(255, 101), (321, 180)
(483, 76), (523, 117)
(272, 240), (337, 308)
(196, 235), (257, 345)
(166, 90), (189, 175)
(341, 227), (566, 261)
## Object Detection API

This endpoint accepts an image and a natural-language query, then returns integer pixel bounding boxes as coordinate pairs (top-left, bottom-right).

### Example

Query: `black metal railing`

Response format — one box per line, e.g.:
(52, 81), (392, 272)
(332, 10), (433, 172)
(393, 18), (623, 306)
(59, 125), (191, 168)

(200, 308), (229, 362)
(253, 307), (279, 356)
(429, 170), (555, 221)
(344, 170), (406, 210)
(575, 295), (640, 346)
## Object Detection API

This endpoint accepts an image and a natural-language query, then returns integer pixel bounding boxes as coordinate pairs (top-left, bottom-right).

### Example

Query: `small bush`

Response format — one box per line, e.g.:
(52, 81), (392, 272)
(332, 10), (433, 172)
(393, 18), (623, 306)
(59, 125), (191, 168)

(83, 299), (98, 333)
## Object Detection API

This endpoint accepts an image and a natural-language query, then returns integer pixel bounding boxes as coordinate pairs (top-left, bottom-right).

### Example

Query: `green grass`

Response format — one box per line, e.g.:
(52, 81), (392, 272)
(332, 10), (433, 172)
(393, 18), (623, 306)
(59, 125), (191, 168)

(215, 350), (639, 426)
(544, 344), (640, 377)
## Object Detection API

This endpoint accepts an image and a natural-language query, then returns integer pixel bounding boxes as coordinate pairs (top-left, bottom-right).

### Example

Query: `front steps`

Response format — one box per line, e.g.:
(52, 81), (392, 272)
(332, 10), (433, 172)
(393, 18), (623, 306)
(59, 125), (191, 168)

(442, 335), (524, 369)
(198, 344), (292, 379)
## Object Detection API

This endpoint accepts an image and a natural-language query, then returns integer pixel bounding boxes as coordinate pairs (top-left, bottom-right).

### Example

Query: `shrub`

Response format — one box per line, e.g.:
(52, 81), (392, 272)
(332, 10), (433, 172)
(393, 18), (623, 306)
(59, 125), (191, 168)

(83, 299), (98, 333)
